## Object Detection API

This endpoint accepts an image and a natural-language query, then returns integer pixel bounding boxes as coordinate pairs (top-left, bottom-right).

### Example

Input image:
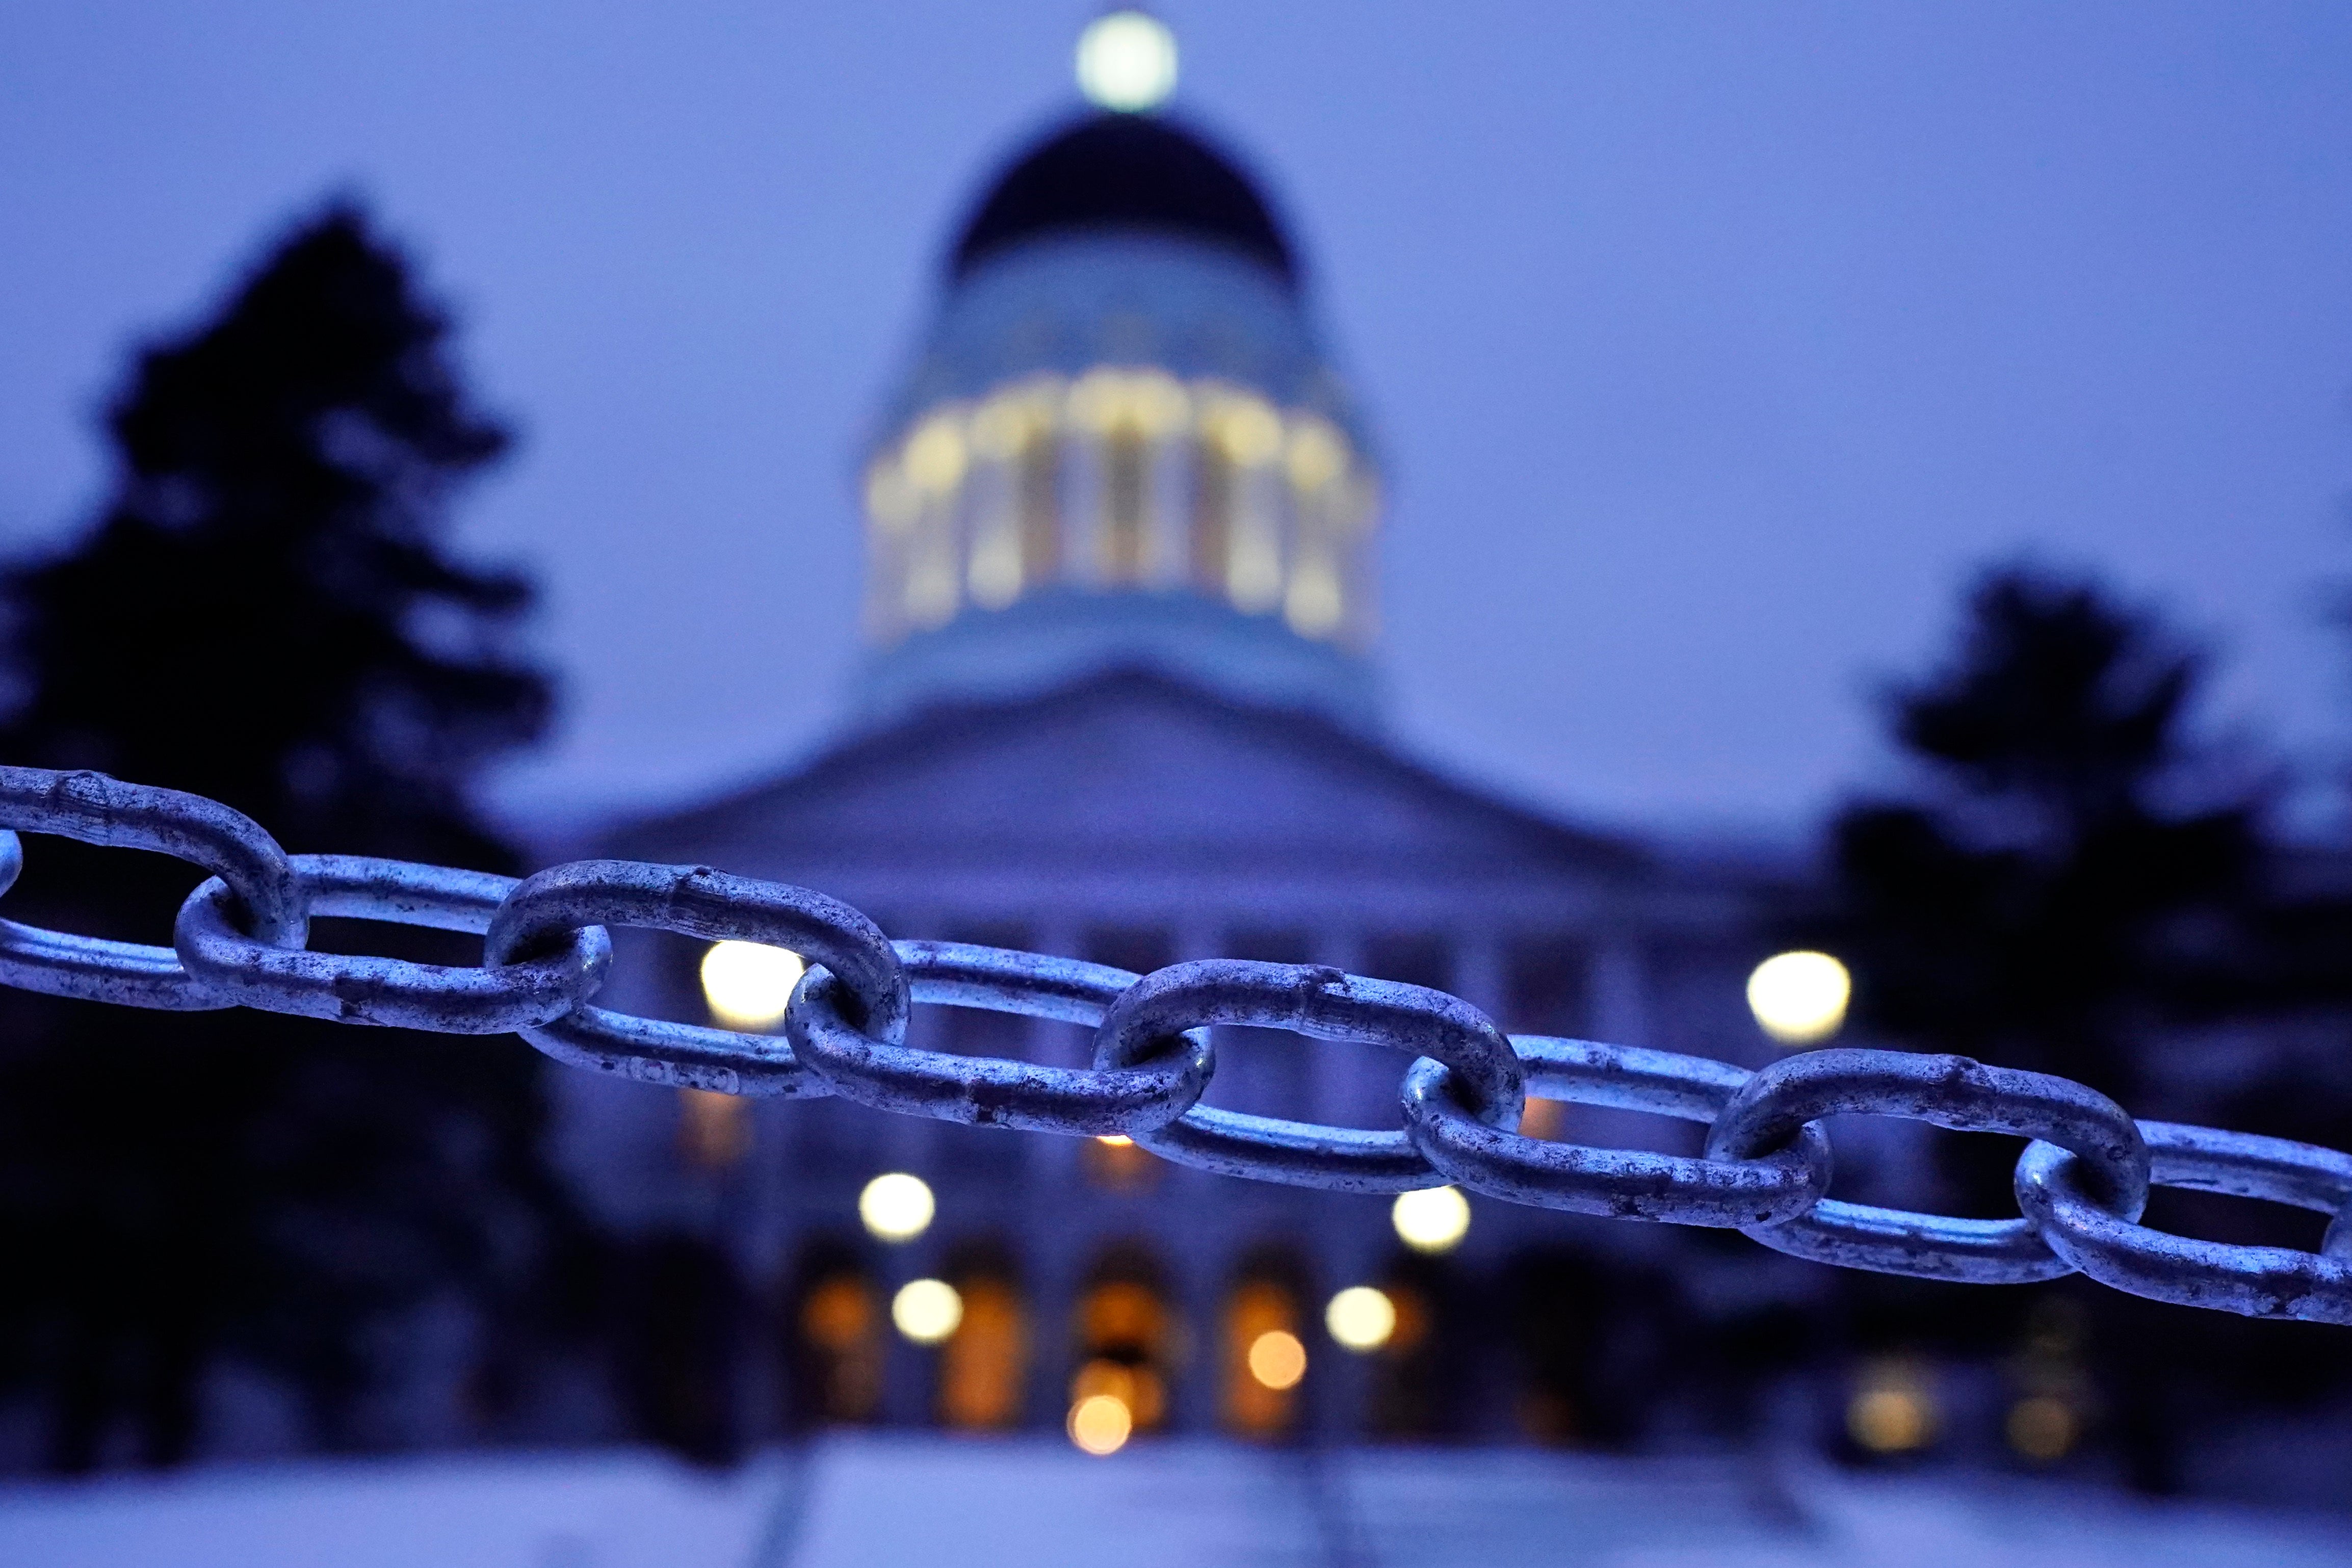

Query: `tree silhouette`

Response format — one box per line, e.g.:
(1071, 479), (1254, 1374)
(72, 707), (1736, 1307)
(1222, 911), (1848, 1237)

(1829, 568), (2263, 1109)
(1819, 565), (2300, 1493)
(0, 203), (567, 1468)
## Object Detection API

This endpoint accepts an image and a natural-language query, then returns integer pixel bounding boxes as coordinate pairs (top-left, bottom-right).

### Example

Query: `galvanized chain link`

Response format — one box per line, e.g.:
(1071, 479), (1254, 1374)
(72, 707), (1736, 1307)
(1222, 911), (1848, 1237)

(1, 766), (2347, 1323)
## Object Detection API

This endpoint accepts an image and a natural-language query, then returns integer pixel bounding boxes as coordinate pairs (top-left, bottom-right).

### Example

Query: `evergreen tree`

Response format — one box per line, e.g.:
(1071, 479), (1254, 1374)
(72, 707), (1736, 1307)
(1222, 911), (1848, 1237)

(0, 203), (566, 1468)
(1820, 566), (2284, 1493)
(1828, 567), (2262, 1109)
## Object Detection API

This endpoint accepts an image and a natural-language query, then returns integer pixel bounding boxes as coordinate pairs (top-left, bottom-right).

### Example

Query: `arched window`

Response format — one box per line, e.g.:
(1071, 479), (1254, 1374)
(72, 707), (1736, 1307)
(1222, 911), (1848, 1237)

(1070, 1251), (1175, 1438)
(1366, 1255), (1450, 1439)
(1222, 1270), (1310, 1438)
(938, 1248), (1029, 1431)
(786, 1243), (883, 1428)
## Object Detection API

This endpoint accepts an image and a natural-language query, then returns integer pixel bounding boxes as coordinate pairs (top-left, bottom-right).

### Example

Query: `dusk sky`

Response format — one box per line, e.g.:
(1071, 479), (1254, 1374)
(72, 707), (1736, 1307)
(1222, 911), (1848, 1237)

(6, 3), (2351, 841)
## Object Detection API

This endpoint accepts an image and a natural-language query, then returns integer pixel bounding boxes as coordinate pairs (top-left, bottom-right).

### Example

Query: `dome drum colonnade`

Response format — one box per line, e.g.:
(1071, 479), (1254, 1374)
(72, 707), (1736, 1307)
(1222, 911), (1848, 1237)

(858, 106), (1382, 680)
(863, 365), (1375, 652)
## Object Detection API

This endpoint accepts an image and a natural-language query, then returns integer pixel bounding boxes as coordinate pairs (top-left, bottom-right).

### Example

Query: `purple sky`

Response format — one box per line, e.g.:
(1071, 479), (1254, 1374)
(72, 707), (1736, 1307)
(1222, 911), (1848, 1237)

(5, 3), (2351, 840)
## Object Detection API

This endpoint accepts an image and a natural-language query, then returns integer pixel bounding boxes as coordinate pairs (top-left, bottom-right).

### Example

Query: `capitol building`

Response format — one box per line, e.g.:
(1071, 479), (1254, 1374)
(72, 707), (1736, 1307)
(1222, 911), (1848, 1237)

(568, 16), (1823, 1460)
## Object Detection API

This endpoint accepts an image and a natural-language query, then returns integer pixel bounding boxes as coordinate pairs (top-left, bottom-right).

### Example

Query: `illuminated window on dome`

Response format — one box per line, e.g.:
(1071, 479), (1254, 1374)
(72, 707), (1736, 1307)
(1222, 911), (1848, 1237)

(861, 373), (1375, 647)
(968, 382), (1061, 609)
(1283, 416), (1352, 639)
(901, 411), (969, 630)
(1190, 437), (1234, 594)
(1194, 386), (1284, 614)
(1068, 370), (1188, 589)
(1103, 424), (1150, 583)
(861, 458), (921, 641)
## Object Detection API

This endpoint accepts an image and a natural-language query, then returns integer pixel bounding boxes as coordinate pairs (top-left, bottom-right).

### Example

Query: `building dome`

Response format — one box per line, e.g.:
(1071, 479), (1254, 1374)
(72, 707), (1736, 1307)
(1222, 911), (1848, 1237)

(951, 113), (1298, 287)
(855, 103), (1381, 731)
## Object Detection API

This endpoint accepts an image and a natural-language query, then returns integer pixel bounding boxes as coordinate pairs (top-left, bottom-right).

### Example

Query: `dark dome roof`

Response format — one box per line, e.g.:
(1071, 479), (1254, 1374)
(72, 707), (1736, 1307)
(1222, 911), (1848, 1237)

(950, 113), (1297, 286)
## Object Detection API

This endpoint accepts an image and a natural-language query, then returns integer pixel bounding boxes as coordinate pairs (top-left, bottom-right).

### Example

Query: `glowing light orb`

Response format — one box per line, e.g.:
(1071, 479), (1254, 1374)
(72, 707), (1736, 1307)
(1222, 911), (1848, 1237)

(1067, 1392), (1134, 1455)
(1246, 1329), (1306, 1390)
(1746, 950), (1851, 1045)
(858, 1172), (935, 1242)
(891, 1278), (963, 1345)
(1847, 1360), (1938, 1453)
(1076, 11), (1177, 112)
(1391, 1185), (1471, 1253)
(1848, 1387), (1931, 1452)
(699, 940), (804, 1031)
(1324, 1286), (1397, 1352)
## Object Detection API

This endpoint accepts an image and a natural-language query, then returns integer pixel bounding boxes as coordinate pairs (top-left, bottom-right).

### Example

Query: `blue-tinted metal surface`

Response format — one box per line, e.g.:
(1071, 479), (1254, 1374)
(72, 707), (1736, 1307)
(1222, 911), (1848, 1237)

(0, 763), (2340, 1322)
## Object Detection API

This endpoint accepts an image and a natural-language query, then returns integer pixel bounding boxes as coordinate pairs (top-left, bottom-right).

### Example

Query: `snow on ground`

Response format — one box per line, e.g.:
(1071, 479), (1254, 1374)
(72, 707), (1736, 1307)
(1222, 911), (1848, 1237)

(2, 1436), (2347, 1568)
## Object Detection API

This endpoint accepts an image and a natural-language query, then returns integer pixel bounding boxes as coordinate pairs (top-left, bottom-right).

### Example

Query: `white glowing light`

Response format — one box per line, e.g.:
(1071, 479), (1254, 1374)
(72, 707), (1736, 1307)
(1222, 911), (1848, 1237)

(1391, 1185), (1471, 1253)
(1076, 11), (1177, 112)
(1746, 950), (1851, 1045)
(1246, 1329), (1306, 1390)
(699, 940), (805, 1031)
(858, 1172), (935, 1242)
(1324, 1286), (1396, 1352)
(1067, 1392), (1133, 1454)
(892, 1278), (963, 1345)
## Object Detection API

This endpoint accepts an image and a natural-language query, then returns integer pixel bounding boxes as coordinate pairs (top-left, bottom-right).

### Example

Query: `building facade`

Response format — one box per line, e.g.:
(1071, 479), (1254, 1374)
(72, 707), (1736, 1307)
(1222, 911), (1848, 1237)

(570, 92), (1824, 1458)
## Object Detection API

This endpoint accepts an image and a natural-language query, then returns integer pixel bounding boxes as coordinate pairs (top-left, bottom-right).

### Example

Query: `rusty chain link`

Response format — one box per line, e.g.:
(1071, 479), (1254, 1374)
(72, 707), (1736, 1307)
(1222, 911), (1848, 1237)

(1, 766), (2347, 1323)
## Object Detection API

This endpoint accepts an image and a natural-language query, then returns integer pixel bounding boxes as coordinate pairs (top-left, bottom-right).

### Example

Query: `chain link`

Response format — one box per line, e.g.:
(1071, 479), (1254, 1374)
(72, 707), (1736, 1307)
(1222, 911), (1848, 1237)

(1706, 1049), (2152, 1284)
(484, 859), (907, 1096)
(2018, 1122), (2352, 1322)
(793, 940), (1211, 1134)
(179, 855), (610, 1032)
(0, 768), (302, 1009)
(0, 766), (2345, 1322)
(1092, 960), (1524, 1192)
(1401, 1037), (1833, 1226)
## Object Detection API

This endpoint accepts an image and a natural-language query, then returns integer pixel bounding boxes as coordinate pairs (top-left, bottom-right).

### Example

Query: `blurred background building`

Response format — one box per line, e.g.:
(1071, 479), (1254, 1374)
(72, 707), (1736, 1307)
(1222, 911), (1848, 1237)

(4, 11), (2351, 1538)
(568, 16), (1856, 1465)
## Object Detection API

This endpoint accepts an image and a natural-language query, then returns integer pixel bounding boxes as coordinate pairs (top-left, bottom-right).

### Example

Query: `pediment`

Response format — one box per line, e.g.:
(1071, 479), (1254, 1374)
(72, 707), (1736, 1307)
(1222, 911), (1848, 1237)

(608, 670), (1644, 888)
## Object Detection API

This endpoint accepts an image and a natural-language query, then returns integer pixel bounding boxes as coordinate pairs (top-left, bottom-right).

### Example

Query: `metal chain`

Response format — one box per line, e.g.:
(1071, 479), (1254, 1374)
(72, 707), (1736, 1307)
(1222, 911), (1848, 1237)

(1, 765), (2346, 1324)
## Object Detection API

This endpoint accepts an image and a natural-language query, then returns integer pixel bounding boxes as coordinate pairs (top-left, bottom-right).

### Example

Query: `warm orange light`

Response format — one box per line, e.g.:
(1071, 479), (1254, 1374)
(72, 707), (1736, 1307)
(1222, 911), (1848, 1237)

(1246, 1329), (1306, 1391)
(801, 1276), (872, 1353)
(1067, 1393), (1133, 1455)
(675, 1087), (749, 1168)
(1070, 1357), (1164, 1429)
(1096, 1134), (1133, 1146)
(1847, 1360), (1938, 1453)
(2006, 1395), (2078, 1460)
(939, 1277), (1027, 1431)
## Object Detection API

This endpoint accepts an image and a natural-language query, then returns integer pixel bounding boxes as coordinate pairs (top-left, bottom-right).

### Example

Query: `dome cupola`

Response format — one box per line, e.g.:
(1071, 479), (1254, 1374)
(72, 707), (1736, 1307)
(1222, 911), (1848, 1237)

(950, 113), (1299, 286)
(854, 18), (1381, 729)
